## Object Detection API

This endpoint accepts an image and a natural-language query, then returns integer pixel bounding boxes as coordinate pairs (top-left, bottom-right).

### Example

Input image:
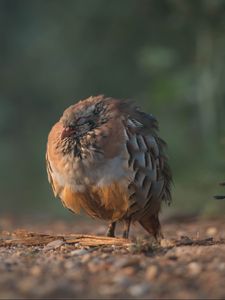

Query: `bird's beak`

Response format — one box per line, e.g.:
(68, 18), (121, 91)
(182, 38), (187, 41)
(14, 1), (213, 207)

(61, 126), (76, 139)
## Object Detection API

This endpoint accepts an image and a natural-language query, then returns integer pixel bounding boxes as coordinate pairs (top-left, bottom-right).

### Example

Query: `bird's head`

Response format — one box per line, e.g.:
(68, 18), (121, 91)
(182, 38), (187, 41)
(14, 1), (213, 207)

(61, 113), (95, 140)
(60, 95), (107, 142)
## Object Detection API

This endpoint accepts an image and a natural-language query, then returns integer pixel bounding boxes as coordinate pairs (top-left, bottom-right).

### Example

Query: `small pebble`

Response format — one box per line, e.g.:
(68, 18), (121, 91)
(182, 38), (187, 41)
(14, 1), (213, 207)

(188, 262), (202, 275)
(70, 249), (89, 256)
(218, 263), (225, 271)
(122, 266), (136, 276)
(64, 260), (75, 269)
(30, 265), (42, 276)
(206, 227), (218, 236)
(145, 265), (158, 280)
(81, 254), (91, 263)
(128, 283), (150, 297)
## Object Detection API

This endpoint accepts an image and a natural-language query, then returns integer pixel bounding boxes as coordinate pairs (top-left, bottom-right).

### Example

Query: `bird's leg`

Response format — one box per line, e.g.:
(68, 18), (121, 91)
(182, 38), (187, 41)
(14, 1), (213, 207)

(122, 217), (131, 239)
(106, 221), (116, 237)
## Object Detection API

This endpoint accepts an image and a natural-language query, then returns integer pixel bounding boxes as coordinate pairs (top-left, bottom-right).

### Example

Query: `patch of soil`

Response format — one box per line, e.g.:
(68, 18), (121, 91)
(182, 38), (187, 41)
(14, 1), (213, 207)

(0, 216), (224, 299)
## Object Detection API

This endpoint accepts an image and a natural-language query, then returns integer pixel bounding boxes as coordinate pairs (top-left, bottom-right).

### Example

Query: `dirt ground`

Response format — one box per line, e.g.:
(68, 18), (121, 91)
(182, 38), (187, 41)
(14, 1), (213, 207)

(0, 215), (225, 299)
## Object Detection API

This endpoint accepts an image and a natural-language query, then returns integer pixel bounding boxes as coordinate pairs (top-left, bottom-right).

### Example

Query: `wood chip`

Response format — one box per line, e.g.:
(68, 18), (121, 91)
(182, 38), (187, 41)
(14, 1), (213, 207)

(43, 239), (65, 251)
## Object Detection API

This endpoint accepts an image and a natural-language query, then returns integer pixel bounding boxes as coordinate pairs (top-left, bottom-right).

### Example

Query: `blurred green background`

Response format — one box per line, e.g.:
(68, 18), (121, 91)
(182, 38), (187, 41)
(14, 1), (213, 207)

(1, 0), (225, 218)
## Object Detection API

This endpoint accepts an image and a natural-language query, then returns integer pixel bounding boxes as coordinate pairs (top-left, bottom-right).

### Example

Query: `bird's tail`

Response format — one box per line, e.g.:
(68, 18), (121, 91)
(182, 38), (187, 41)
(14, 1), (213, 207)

(139, 213), (163, 241)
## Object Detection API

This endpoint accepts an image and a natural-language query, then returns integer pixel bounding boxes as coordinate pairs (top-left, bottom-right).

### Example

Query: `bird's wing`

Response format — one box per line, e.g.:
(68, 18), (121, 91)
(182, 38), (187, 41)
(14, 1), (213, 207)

(124, 107), (172, 217)
(45, 122), (64, 198)
(46, 151), (57, 197)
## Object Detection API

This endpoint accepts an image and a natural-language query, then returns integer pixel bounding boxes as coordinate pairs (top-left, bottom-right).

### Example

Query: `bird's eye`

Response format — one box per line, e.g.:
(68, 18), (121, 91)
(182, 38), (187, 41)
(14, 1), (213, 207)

(88, 120), (95, 128)
(76, 117), (87, 126)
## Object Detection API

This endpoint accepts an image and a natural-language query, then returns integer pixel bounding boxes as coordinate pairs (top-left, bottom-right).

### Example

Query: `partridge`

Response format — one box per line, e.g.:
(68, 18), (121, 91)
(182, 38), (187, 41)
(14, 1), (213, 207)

(46, 95), (172, 239)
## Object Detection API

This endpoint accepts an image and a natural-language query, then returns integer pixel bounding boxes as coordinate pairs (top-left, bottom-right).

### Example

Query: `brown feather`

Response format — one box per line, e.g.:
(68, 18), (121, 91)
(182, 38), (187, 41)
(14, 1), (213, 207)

(58, 182), (129, 221)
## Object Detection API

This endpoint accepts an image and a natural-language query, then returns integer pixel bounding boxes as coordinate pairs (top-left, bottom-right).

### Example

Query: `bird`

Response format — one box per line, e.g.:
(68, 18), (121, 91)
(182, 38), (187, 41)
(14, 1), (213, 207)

(46, 95), (172, 240)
